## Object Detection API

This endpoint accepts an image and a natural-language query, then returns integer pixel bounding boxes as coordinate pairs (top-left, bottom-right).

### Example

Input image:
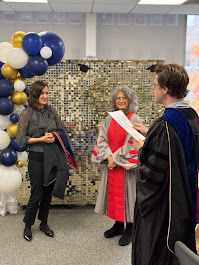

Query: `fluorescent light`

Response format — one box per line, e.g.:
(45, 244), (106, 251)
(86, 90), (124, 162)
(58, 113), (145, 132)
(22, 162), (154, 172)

(3, 0), (48, 3)
(138, 0), (187, 4)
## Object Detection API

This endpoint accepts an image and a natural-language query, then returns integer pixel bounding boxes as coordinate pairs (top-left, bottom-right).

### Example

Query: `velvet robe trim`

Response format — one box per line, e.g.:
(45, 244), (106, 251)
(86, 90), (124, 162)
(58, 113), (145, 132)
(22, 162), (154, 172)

(163, 108), (198, 222)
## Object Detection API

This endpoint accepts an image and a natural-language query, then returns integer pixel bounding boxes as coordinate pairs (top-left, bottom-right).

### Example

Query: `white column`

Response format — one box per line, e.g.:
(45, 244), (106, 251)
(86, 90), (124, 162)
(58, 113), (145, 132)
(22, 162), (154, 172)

(85, 13), (96, 58)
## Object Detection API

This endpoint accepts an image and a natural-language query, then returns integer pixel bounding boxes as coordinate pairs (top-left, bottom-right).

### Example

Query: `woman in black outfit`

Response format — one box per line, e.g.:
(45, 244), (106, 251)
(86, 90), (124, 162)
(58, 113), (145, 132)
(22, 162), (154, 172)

(16, 80), (66, 242)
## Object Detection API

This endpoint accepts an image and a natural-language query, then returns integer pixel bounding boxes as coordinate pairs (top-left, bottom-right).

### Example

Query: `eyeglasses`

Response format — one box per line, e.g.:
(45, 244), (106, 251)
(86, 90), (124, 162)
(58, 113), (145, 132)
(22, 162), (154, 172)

(116, 96), (128, 101)
(152, 83), (159, 89)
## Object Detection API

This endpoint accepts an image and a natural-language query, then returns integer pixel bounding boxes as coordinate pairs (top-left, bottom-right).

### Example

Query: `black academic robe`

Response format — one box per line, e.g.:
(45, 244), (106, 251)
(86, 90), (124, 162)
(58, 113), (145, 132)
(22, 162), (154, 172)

(132, 107), (199, 265)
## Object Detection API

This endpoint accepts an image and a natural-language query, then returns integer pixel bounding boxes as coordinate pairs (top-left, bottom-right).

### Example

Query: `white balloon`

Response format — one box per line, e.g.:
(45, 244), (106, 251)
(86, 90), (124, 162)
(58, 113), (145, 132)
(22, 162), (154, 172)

(13, 105), (25, 116)
(14, 80), (26, 92)
(17, 151), (28, 163)
(0, 165), (22, 194)
(0, 115), (11, 130)
(40, 46), (52, 59)
(0, 42), (13, 63)
(0, 130), (11, 150)
(7, 48), (28, 69)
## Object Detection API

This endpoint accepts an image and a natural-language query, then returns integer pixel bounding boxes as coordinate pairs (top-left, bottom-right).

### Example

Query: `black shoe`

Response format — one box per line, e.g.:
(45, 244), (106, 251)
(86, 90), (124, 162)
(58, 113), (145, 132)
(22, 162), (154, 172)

(39, 224), (54, 237)
(23, 225), (32, 242)
(104, 221), (124, 238)
(118, 222), (133, 246)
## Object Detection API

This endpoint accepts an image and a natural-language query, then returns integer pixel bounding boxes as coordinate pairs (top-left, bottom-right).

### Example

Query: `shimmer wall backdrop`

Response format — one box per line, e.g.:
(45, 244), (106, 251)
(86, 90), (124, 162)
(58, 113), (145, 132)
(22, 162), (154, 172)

(17, 59), (164, 206)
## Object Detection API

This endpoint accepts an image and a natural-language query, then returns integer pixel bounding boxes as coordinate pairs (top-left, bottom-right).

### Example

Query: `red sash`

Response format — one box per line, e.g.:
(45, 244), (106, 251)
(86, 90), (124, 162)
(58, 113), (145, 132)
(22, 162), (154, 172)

(107, 112), (133, 222)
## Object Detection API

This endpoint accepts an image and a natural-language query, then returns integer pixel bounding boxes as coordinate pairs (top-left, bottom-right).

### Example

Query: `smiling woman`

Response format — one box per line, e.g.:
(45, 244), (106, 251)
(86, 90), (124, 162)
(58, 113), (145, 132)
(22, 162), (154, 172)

(91, 85), (142, 246)
(115, 91), (129, 112)
(16, 80), (69, 242)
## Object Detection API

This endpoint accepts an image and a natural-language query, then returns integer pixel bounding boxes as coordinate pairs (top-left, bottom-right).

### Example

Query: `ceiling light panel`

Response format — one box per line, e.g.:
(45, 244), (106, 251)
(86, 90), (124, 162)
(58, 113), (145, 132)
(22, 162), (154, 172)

(138, 0), (187, 5)
(3, 0), (48, 3)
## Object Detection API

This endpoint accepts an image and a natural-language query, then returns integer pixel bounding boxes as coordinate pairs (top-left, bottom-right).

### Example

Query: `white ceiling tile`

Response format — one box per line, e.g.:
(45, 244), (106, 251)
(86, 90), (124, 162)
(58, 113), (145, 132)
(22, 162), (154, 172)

(50, 3), (92, 12)
(93, 4), (135, 13)
(168, 4), (199, 14)
(0, 2), (14, 11)
(48, 0), (93, 3)
(131, 5), (178, 14)
(0, 0), (199, 14)
(6, 3), (52, 12)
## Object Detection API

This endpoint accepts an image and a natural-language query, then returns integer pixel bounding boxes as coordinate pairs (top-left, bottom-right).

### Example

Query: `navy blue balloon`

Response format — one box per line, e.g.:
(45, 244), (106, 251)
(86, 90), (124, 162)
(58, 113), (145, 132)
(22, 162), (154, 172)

(0, 79), (14, 98)
(27, 55), (48, 76)
(10, 114), (19, 123)
(19, 64), (35, 78)
(0, 98), (14, 115)
(39, 31), (65, 66)
(23, 88), (30, 97)
(0, 147), (17, 167)
(22, 32), (43, 56)
(0, 61), (5, 80)
(10, 138), (27, 152)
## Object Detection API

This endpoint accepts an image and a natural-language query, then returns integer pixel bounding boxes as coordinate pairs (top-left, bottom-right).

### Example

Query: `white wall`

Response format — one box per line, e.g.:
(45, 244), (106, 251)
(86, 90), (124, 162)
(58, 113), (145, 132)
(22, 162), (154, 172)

(0, 11), (86, 60)
(0, 11), (186, 64)
(97, 13), (186, 65)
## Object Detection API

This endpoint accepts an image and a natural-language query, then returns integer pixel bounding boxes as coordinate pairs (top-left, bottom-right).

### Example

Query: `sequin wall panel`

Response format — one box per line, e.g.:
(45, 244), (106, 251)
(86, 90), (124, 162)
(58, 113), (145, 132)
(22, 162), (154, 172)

(17, 59), (164, 206)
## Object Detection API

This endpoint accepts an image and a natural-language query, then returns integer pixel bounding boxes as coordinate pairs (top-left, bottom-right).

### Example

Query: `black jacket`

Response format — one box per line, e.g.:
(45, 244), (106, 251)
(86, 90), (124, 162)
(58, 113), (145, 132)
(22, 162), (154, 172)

(43, 131), (69, 199)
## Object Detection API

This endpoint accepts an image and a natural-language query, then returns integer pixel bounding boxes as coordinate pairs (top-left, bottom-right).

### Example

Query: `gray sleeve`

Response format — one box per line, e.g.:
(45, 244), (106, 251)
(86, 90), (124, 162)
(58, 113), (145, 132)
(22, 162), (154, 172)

(112, 114), (143, 170)
(91, 117), (112, 163)
(50, 106), (65, 130)
(16, 109), (31, 148)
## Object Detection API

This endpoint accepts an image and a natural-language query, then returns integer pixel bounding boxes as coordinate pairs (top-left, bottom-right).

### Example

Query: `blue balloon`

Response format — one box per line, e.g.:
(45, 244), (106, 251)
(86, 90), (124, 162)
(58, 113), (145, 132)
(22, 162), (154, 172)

(0, 98), (14, 115)
(22, 32), (43, 56)
(10, 114), (19, 123)
(39, 31), (65, 66)
(0, 61), (5, 80)
(10, 138), (27, 152)
(27, 55), (48, 76)
(0, 79), (14, 98)
(0, 147), (17, 167)
(19, 64), (35, 78)
(23, 88), (30, 97)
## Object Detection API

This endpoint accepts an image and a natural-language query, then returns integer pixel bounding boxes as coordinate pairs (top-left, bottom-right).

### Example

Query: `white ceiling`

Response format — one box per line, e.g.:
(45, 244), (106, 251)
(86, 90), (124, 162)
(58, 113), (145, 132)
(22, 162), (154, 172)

(0, 0), (199, 14)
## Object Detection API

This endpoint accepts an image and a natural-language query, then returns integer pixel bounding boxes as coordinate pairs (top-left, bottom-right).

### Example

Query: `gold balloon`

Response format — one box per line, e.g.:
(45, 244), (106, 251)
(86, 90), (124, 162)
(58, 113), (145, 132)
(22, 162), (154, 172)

(7, 124), (18, 138)
(11, 31), (25, 48)
(11, 91), (27, 105)
(16, 160), (24, 168)
(1, 63), (18, 80)
(11, 74), (27, 87)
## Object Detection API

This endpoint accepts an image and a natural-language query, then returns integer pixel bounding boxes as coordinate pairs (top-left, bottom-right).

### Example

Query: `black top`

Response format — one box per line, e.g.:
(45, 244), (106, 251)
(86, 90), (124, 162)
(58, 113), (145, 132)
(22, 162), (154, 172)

(16, 105), (65, 153)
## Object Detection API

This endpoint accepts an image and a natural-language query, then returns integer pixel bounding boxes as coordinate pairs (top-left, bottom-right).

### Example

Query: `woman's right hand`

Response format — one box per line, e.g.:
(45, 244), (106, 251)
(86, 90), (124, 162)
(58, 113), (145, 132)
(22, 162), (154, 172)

(133, 123), (148, 137)
(41, 132), (55, 143)
(108, 155), (117, 170)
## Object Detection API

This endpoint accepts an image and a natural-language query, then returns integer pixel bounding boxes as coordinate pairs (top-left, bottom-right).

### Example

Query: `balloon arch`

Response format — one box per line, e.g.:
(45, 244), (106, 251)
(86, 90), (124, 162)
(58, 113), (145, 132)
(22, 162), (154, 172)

(0, 31), (65, 215)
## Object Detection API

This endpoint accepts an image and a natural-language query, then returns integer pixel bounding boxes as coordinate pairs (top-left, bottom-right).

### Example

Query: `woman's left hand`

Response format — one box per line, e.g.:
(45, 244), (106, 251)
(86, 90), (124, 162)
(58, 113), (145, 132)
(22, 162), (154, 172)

(43, 132), (55, 143)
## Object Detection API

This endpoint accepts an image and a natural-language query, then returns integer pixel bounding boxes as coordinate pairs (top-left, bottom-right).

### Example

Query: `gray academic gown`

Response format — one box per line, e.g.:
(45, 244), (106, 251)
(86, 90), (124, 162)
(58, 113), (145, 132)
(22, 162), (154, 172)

(91, 113), (142, 223)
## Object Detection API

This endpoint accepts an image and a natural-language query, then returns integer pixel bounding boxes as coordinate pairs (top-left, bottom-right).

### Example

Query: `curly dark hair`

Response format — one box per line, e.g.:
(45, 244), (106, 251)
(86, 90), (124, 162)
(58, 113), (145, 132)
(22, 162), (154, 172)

(28, 80), (48, 108)
(155, 63), (189, 98)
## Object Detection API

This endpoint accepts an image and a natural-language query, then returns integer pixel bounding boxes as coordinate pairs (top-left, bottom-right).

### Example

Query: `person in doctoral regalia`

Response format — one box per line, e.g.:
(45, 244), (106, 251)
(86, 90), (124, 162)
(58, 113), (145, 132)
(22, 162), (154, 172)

(132, 63), (199, 265)
(91, 85), (142, 246)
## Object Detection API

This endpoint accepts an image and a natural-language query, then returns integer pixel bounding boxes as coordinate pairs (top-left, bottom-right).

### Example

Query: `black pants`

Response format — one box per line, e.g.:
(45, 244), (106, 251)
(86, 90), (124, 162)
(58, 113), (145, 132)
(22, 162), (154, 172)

(23, 152), (55, 226)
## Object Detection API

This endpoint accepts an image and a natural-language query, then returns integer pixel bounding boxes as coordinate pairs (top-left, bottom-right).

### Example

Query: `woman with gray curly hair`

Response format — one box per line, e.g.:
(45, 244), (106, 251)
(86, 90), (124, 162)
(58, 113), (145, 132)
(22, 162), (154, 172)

(91, 85), (142, 246)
